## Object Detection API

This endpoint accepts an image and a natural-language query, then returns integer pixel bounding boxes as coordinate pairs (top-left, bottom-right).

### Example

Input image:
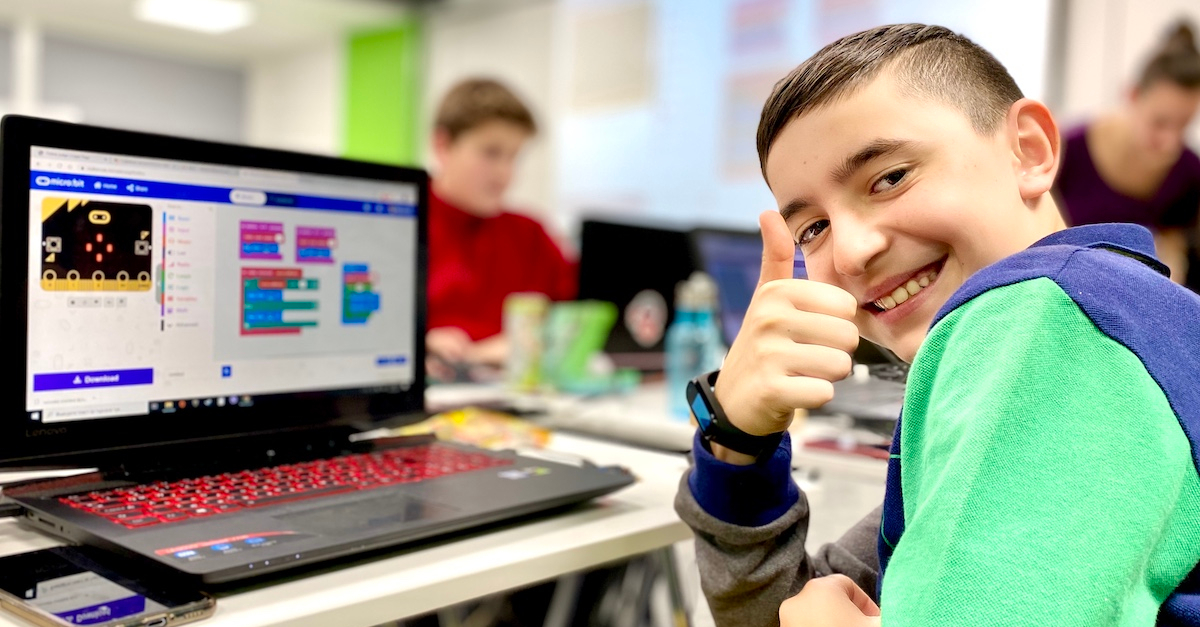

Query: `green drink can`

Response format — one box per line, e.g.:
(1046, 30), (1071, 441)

(504, 292), (550, 392)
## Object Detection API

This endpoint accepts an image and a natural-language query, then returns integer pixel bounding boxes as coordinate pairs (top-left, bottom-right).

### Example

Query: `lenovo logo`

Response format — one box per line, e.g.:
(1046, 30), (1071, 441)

(25, 427), (67, 437)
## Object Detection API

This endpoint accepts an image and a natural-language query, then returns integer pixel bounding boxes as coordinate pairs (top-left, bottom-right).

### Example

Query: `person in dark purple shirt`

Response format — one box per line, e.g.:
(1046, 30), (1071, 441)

(1055, 21), (1200, 284)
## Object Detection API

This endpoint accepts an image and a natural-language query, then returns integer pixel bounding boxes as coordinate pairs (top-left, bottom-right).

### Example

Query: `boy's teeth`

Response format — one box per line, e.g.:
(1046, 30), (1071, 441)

(873, 270), (938, 311)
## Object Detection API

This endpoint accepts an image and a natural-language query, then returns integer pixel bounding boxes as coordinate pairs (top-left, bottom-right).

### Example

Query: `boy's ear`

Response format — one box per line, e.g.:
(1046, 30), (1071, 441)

(431, 127), (454, 164)
(1007, 98), (1060, 202)
(1125, 85), (1140, 105)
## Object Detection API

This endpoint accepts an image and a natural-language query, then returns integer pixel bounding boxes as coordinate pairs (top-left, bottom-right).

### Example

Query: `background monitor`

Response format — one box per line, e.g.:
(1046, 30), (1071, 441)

(576, 218), (697, 372)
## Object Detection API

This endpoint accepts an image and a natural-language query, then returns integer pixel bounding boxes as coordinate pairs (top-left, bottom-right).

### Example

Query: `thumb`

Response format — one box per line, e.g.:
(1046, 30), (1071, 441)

(758, 210), (796, 288)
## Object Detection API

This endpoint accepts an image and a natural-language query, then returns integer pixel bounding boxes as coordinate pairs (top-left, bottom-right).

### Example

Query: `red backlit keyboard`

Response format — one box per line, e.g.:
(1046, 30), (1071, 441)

(59, 445), (513, 529)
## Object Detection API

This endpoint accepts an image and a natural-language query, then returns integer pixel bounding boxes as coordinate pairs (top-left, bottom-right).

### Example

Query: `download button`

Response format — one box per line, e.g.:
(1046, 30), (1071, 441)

(33, 368), (154, 391)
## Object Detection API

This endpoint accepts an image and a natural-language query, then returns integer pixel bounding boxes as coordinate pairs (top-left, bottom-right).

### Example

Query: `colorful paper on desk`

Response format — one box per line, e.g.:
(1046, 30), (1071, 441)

(390, 407), (552, 450)
(803, 439), (892, 460)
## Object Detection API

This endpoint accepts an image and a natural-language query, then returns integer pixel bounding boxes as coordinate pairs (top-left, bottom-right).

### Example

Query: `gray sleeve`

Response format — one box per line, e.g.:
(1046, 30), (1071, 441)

(674, 469), (881, 627)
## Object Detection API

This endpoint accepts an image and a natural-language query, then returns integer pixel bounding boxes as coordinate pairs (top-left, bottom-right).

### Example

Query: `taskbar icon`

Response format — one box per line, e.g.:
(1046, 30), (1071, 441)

(150, 396), (252, 414)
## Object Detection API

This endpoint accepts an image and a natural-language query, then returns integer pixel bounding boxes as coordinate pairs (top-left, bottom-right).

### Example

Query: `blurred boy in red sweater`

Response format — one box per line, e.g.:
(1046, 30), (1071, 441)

(425, 78), (577, 380)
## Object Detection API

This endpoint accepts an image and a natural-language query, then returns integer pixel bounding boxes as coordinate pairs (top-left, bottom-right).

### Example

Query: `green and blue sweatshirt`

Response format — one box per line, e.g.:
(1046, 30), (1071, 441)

(686, 224), (1200, 626)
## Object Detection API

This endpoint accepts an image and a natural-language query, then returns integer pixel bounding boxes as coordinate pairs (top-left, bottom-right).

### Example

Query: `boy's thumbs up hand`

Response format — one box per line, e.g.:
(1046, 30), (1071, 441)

(757, 207), (799, 287)
(712, 211), (860, 449)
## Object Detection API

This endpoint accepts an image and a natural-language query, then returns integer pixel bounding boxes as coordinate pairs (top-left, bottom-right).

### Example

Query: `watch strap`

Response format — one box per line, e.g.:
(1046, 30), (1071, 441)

(689, 370), (785, 459)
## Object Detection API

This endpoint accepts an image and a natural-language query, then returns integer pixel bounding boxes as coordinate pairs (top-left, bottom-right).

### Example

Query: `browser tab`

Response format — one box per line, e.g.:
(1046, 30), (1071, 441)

(238, 167), (299, 183)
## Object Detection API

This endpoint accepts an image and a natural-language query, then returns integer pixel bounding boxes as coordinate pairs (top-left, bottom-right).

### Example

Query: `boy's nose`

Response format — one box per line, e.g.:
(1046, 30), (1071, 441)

(830, 216), (887, 278)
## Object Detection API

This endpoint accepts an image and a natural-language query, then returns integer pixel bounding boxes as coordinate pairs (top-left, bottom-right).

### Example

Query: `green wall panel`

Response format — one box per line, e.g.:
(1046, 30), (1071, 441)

(345, 19), (423, 166)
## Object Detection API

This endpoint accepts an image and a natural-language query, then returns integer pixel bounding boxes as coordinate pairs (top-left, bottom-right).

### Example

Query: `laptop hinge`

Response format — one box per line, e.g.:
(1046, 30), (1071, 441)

(101, 425), (364, 483)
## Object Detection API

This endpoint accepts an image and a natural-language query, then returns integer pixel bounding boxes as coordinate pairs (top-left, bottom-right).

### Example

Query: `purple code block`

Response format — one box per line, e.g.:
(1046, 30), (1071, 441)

(296, 226), (336, 264)
(240, 221), (284, 260)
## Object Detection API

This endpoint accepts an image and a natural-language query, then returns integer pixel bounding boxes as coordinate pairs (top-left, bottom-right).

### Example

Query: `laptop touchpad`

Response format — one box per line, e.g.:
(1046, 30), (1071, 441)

(273, 493), (459, 536)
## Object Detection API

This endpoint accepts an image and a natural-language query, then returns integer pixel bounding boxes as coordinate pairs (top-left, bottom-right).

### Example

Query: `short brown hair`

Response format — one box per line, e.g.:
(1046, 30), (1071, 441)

(1137, 20), (1200, 91)
(757, 24), (1023, 181)
(434, 78), (537, 141)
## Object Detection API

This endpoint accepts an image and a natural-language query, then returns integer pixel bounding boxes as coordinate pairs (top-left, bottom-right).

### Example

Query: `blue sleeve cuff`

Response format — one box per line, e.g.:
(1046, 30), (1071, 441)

(688, 429), (800, 527)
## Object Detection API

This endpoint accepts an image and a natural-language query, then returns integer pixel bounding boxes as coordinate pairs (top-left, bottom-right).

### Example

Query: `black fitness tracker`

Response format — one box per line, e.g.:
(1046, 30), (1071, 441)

(686, 370), (785, 460)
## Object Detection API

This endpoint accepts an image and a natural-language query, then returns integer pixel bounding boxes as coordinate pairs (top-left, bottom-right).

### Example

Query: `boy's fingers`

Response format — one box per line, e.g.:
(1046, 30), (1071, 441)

(758, 210), (796, 287)
(766, 376), (837, 413)
(783, 343), (855, 381)
(821, 575), (881, 616)
(763, 280), (861, 321)
(427, 328), (471, 361)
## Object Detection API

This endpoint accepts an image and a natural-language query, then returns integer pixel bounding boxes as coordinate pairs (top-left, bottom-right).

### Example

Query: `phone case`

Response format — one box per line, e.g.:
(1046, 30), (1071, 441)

(0, 587), (215, 627)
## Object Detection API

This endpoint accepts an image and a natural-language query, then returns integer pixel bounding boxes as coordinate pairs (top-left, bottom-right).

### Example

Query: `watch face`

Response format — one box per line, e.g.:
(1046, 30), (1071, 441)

(687, 382), (713, 430)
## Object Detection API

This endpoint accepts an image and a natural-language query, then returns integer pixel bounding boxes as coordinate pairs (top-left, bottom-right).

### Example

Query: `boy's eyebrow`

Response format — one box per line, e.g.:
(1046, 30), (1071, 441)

(779, 198), (813, 222)
(778, 138), (917, 222)
(831, 138), (914, 185)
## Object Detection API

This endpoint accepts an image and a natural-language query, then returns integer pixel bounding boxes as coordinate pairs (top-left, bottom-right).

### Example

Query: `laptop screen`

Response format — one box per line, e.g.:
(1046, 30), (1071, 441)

(25, 145), (420, 424)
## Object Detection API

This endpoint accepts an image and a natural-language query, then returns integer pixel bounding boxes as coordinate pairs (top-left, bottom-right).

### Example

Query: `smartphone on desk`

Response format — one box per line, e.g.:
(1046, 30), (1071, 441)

(0, 546), (214, 627)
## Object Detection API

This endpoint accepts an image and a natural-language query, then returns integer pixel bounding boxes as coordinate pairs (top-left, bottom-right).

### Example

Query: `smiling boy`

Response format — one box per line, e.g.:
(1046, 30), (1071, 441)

(676, 24), (1200, 626)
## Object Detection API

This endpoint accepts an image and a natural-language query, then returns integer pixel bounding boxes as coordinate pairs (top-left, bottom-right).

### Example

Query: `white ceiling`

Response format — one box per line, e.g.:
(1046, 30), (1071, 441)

(0, 0), (414, 66)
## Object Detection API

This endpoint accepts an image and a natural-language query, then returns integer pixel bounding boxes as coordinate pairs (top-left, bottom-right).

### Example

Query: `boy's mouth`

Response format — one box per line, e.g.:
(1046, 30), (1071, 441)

(863, 257), (947, 314)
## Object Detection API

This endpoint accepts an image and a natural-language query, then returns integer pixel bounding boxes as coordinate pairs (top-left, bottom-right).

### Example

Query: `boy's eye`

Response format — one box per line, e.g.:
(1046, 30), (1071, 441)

(871, 168), (908, 194)
(797, 219), (829, 248)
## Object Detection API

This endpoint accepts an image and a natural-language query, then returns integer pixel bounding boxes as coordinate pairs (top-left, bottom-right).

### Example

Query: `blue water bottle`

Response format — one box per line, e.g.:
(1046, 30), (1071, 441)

(665, 279), (700, 420)
(689, 272), (727, 373)
(666, 273), (726, 420)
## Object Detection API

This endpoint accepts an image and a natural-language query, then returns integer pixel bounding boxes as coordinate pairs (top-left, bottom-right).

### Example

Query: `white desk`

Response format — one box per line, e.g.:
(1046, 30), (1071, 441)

(791, 447), (886, 548)
(494, 381), (887, 627)
(467, 380), (888, 549)
(0, 383), (889, 627)
(0, 433), (693, 627)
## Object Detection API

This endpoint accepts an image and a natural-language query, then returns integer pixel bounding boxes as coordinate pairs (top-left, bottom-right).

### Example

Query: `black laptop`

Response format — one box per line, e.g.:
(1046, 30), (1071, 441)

(576, 218), (698, 372)
(689, 227), (907, 421)
(0, 116), (633, 585)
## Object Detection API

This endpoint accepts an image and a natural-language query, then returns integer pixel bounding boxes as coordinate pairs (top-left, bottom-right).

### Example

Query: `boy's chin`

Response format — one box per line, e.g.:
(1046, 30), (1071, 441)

(462, 196), (505, 217)
(867, 334), (919, 365)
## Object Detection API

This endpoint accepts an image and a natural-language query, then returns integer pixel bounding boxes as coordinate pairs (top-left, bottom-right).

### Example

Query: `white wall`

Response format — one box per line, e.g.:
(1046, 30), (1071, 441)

(244, 38), (344, 156)
(423, 0), (558, 223)
(552, 0), (1055, 233)
(419, 0), (1070, 240)
(0, 22), (343, 156)
(419, 0), (1200, 239)
(0, 26), (10, 100)
(1059, 0), (1200, 146)
(40, 34), (244, 142)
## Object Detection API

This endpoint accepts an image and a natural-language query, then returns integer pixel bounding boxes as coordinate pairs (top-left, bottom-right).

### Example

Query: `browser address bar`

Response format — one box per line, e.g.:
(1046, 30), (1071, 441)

(32, 159), (155, 179)
(75, 163), (154, 178)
